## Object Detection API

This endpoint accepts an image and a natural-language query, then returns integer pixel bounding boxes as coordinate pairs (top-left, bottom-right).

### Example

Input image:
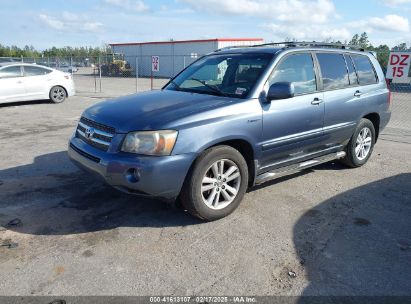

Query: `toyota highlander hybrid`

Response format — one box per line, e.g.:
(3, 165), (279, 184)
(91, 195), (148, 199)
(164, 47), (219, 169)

(68, 42), (391, 220)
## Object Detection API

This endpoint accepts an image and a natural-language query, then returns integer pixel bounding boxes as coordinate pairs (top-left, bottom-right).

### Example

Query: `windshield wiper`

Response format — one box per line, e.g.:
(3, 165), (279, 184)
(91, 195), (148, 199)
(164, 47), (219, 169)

(190, 78), (227, 97)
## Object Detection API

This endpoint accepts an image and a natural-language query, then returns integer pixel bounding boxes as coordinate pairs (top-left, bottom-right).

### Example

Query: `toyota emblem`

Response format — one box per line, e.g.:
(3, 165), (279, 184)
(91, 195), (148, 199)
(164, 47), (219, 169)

(85, 127), (95, 139)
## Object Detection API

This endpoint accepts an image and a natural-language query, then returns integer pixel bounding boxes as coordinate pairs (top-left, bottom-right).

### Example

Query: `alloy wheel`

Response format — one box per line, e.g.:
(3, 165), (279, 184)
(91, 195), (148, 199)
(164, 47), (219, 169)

(355, 127), (372, 160)
(201, 159), (241, 210)
(52, 87), (65, 102)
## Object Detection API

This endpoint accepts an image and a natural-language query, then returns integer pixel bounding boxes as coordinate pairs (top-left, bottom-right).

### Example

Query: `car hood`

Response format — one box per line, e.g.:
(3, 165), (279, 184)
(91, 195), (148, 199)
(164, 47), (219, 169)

(82, 90), (235, 133)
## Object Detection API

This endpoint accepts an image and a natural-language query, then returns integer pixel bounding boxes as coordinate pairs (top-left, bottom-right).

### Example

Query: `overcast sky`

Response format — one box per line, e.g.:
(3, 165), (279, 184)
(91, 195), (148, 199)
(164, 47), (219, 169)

(1, 0), (410, 49)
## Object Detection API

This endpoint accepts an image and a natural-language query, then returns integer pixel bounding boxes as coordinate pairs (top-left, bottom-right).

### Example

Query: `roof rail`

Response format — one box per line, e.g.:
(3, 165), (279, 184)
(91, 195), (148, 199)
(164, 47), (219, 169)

(251, 41), (365, 51)
(214, 41), (366, 52)
(214, 45), (250, 52)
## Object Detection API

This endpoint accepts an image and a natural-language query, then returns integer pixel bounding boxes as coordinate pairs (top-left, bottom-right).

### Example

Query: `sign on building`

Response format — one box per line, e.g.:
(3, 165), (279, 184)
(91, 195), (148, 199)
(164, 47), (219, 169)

(386, 52), (411, 83)
(151, 56), (160, 72)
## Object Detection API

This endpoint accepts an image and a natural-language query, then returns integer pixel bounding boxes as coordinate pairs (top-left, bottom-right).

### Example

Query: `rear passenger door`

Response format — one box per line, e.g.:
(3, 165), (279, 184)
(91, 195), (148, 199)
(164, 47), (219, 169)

(260, 52), (325, 170)
(316, 52), (367, 148)
(23, 65), (52, 99)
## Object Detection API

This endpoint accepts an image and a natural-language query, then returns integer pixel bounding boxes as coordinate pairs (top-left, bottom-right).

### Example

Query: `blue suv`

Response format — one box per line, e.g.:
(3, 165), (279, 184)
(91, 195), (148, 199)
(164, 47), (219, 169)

(68, 42), (391, 220)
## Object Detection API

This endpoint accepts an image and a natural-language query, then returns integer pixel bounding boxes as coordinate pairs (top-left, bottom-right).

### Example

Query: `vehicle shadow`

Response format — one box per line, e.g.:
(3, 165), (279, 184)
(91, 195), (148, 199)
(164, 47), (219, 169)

(0, 151), (201, 236)
(0, 99), (51, 107)
(293, 173), (411, 296)
(1, 151), (358, 236)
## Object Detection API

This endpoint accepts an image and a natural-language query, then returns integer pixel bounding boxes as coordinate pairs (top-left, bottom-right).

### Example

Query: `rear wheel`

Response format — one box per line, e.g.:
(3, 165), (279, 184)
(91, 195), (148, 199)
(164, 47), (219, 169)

(49, 86), (67, 103)
(342, 118), (375, 168)
(181, 145), (248, 221)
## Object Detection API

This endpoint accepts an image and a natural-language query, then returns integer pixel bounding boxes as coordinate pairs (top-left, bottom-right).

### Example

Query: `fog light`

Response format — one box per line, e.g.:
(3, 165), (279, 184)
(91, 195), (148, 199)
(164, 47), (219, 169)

(125, 168), (140, 183)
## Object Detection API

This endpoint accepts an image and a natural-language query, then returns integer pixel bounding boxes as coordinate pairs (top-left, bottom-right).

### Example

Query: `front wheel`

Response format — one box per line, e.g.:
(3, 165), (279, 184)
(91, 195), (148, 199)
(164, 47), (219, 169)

(180, 145), (248, 221)
(49, 86), (67, 103)
(342, 118), (376, 168)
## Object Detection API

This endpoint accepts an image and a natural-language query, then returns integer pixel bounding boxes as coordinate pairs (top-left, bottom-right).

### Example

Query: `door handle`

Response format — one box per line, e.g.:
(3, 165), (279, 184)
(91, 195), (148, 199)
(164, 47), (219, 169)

(311, 97), (323, 105)
(354, 90), (362, 97)
(16, 80), (22, 84)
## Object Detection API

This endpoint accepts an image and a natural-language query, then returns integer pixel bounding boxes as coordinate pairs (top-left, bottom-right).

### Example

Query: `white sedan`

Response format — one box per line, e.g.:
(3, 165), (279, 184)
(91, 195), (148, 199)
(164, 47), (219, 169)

(0, 63), (75, 104)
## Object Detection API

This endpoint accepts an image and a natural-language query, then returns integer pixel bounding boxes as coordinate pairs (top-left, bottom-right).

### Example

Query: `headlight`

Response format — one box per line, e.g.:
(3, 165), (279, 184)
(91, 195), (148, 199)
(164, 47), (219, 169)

(121, 130), (178, 156)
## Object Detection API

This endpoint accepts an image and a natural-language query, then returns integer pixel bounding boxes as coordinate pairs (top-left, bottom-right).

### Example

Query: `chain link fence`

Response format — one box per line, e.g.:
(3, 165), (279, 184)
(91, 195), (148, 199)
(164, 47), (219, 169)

(1, 50), (410, 134)
(0, 54), (202, 95)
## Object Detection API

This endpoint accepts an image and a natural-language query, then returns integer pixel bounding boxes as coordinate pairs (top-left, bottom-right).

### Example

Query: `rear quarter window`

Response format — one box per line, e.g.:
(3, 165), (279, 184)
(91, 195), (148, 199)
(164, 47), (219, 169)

(351, 55), (378, 85)
(316, 53), (349, 90)
(344, 54), (359, 85)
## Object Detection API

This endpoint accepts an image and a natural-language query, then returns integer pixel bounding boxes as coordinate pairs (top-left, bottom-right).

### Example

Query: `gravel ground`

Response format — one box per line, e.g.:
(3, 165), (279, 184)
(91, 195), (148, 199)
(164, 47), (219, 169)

(0, 77), (410, 296)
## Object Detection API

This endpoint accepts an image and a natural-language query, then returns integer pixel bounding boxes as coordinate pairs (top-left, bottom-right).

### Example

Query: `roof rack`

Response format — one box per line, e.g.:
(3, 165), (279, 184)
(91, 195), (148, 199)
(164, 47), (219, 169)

(214, 41), (365, 52)
(214, 45), (251, 52)
(252, 41), (365, 51)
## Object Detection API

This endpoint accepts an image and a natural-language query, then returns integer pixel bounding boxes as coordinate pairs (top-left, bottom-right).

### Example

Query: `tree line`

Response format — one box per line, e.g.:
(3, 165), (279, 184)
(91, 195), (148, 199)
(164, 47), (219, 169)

(0, 44), (112, 58)
(347, 32), (410, 68)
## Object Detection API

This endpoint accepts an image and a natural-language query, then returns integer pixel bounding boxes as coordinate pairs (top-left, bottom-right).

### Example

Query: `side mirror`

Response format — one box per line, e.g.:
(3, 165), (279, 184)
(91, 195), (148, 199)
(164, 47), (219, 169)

(266, 82), (295, 102)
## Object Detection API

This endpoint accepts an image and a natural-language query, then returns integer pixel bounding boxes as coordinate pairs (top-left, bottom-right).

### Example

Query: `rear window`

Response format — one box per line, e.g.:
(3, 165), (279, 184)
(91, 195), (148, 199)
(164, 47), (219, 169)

(24, 66), (51, 76)
(351, 55), (378, 85)
(316, 53), (349, 90)
(344, 54), (358, 85)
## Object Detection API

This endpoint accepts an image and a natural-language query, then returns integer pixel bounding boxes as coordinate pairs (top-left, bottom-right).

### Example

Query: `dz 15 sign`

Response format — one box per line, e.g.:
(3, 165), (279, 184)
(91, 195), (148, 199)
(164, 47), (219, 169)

(151, 56), (160, 72)
(386, 52), (410, 83)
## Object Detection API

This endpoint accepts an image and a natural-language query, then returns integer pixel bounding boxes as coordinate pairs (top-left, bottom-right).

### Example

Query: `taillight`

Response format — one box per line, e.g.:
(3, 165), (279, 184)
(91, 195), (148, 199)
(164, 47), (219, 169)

(385, 78), (392, 109)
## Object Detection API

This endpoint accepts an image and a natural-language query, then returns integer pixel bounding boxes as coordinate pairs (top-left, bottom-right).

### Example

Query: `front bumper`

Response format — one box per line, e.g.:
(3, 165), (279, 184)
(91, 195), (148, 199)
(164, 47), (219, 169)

(67, 83), (76, 97)
(68, 136), (196, 200)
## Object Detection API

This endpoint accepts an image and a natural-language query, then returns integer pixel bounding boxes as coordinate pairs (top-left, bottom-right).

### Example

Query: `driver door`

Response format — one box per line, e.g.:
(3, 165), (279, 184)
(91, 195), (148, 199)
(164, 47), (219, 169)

(260, 52), (325, 171)
(0, 65), (26, 103)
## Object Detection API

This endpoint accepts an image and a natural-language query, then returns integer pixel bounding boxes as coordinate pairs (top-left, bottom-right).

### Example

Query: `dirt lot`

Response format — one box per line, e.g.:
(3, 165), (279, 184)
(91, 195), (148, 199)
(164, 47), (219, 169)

(0, 75), (410, 296)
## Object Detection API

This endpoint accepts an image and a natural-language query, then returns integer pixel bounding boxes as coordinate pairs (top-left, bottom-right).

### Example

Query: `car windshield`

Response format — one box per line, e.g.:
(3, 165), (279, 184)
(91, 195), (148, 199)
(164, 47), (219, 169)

(165, 53), (273, 98)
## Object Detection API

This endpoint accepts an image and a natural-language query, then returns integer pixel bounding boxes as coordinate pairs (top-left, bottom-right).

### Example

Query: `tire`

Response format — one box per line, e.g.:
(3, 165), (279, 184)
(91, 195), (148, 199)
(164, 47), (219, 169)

(342, 118), (376, 168)
(49, 86), (67, 103)
(180, 145), (249, 221)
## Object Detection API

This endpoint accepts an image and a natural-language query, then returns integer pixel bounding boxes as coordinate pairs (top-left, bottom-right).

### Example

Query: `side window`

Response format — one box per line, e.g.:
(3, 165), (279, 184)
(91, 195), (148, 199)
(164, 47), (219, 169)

(351, 55), (378, 85)
(0, 66), (22, 79)
(316, 53), (349, 90)
(24, 66), (51, 76)
(269, 53), (317, 95)
(344, 54), (358, 85)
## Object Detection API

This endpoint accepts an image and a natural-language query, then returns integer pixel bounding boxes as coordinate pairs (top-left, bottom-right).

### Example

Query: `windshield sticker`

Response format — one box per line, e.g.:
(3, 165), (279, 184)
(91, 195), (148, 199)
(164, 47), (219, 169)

(235, 88), (247, 95)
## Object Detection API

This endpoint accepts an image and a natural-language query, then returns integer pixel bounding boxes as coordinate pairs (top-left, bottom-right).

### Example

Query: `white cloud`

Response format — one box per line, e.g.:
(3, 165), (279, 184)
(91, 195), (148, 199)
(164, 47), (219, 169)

(181, 0), (336, 23)
(84, 22), (104, 32)
(62, 11), (79, 22)
(39, 12), (103, 33)
(104, 0), (149, 12)
(264, 23), (351, 41)
(39, 14), (65, 30)
(380, 0), (411, 7)
(348, 14), (410, 33)
(182, 0), (350, 42)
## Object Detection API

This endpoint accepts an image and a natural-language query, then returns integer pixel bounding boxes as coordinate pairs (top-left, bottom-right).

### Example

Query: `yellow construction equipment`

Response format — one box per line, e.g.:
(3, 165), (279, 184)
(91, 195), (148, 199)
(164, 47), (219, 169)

(100, 53), (133, 77)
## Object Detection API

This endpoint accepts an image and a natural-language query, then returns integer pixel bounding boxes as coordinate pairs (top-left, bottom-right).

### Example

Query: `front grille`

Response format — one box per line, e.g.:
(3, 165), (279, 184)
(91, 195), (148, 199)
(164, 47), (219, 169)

(70, 143), (101, 163)
(76, 117), (115, 151)
(80, 117), (115, 134)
